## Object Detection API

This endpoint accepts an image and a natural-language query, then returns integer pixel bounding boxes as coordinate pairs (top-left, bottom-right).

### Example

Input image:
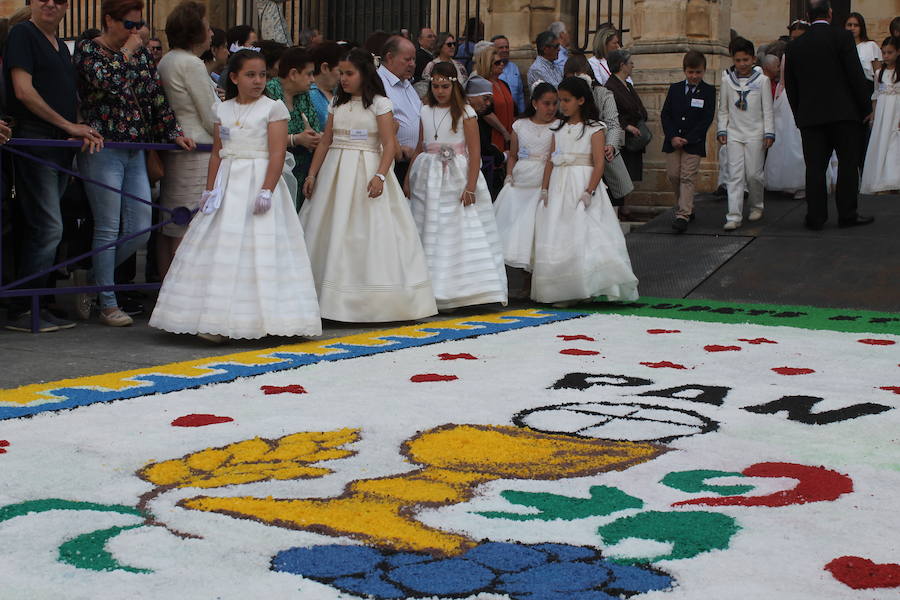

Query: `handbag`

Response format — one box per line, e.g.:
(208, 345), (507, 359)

(624, 120), (652, 152)
(146, 149), (165, 184)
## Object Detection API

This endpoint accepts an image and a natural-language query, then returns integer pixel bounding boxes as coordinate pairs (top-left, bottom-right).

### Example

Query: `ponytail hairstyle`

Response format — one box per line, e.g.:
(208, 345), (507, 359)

(878, 36), (899, 84)
(551, 76), (601, 139)
(424, 61), (467, 132)
(521, 81), (558, 119)
(224, 48), (266, 100)
(333, 47), (386, 109)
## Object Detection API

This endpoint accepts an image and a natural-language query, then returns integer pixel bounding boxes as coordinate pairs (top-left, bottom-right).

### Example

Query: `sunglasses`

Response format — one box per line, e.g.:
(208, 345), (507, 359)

(123, 19), (146, 30)
(493, 59), (508, 66)
(445, 41), (456, 47)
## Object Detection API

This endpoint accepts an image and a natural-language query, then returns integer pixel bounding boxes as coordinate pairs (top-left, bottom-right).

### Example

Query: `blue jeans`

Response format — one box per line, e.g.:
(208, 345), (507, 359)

(11, 121), (76, 313)
(78, 148), (151, 310)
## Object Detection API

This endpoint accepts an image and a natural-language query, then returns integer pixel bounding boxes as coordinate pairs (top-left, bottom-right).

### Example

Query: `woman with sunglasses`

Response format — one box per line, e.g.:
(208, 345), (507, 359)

(422, 32), (468, 86)
(473, 44), (515, 154)
(74, 0), (194, 327)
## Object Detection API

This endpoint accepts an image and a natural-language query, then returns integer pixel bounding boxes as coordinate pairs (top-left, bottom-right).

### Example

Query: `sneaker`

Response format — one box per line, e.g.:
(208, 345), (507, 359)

(748, 208), (764, 222)
(723, 221), (741, 231)
(4, 311), (60, 333)
(72, 269), (94, 320)
(40, 309), (76, 330)
(99, 308), (134, 327)
(671, 217), (689, 233)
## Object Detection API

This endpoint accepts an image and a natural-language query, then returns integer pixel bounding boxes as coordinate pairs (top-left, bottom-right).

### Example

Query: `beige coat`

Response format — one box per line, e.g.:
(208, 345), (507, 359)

(157, 48), (219, 144)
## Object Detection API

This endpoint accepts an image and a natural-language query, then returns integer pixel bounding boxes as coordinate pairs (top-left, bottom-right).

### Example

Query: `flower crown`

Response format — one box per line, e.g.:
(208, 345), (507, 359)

(426, 73), (459, 83)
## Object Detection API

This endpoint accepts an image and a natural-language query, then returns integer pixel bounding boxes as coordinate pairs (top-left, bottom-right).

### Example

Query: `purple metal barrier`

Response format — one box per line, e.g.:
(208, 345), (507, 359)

(0, 138), (213, 333)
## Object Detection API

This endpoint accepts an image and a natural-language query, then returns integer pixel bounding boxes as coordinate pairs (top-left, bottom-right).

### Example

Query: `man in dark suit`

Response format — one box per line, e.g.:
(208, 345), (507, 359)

(661, 50), (717, 232)
(413, 27), (437, 82)
(783, 0), (873, 230)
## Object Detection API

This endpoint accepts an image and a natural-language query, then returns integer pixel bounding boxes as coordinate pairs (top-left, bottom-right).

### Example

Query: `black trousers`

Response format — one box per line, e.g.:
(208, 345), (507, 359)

(393, 160), (410, 187)
(799, 120), (860, 226)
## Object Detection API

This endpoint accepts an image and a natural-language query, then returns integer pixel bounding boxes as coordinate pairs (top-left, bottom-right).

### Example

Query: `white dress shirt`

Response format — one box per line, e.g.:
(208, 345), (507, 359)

(377, 65), (422, 150)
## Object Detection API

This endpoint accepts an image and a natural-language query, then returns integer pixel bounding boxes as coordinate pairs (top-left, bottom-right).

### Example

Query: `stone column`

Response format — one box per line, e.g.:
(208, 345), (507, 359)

(628, 0), (731, 209)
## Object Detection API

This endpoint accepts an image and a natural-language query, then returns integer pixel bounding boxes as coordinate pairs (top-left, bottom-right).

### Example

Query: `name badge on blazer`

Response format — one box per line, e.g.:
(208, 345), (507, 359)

(690, 98), (705, 108)
(350, 129), (369, 141)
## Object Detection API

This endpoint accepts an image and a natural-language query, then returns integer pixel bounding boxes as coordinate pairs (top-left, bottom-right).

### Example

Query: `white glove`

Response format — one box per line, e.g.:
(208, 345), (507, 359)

(540, 189), (549, 207)
(504, 174), (514, 188)
(253, 189), (273, 215)
(200, 189), (221, 214)
(579, 191), (593, 209)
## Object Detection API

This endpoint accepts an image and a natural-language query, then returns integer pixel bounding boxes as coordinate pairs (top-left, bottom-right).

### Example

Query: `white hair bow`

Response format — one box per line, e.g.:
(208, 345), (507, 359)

(229, 43), (261, 54)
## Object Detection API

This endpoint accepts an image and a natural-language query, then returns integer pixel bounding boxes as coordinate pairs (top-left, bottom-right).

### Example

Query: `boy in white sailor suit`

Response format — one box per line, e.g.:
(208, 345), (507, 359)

(717, 37), (775, 230)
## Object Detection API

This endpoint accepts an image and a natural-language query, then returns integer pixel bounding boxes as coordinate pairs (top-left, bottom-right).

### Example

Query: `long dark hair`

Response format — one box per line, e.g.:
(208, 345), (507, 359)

(878, 37), (899, 84)
(521, 82), (558, 119)
(551, 77), (601, 139)
(846, 12), (869, 42)
(333, 48), (386, 109)
(424, 61), (467, 133)
(224, 49), (266, 100)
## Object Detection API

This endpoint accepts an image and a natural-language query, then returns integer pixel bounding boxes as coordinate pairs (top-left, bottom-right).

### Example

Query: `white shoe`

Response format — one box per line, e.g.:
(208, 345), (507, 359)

(748, 208), (764, 221)
(723, 221), (741, 231)
(99, 308), (133, 327)
(794, 190), (806, 199)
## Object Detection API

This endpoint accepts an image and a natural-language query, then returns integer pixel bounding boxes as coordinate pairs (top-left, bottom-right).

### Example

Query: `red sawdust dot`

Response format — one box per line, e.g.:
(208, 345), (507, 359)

(858, 339), (896, 346)
(772, 367), (816, 375)
(560, 348), (601, 356)
(0, 440), (8, 454)
(739, 338), (778, 345)
(825, 556), (900, 590)
(410, 374), (459, 383)
(640, 361), (687, 370)
(879, 386), (900, 395)
(558, 335), (596, 341)
(438, 353), (477, 360)
(704, 345), (742, 352)
(171, 414), (234, 427)
(647, 329), (680, 334)
(261, 385), (307, 395)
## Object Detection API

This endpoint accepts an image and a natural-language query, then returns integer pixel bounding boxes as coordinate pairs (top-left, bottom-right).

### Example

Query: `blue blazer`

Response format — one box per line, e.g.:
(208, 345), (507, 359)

(661, 79), (716, 157)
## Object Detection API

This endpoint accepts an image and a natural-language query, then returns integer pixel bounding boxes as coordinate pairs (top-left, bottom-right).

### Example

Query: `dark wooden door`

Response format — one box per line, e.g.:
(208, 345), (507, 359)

(326, 0), (429, 45)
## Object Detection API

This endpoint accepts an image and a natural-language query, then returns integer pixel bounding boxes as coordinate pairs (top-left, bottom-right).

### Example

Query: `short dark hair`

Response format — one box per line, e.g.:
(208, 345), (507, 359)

(252, 40), (287, 70)
(807, 0), (830, 22)
(683, 50), (706, 70)
(536, 31), (557, 54)
(892, 16), (900, 36)
(311, 40), (343, 75)
(490, 34), (508, 43)
(210, 27), (226, 49)
(164, 0), (207, 50)
(333, 47), (386, 109)
(226, 25), (254, 48)
(729, 36), (755, 57)
(101, 0), (144, 31)
(277, 47), (313, 79)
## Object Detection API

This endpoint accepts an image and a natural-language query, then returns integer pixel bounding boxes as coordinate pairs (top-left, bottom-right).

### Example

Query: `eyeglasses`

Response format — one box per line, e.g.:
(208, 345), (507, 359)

(122, 19), (146, 30)
(493, 59), (508, 66)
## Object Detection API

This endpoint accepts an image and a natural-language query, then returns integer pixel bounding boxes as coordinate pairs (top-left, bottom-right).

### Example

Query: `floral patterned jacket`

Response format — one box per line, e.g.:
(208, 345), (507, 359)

(74, 39), (184, 143)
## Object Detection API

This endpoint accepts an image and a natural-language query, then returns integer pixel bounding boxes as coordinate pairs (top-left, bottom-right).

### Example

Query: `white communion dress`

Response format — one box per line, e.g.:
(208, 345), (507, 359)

(861, 70), (900, 193)
(531, 120), (639, 304)
(409, 104), (508, 310)
(493, 118), (554, 270)
(150, 96), (322, 339)
(299, 95), (437, 322)
(764, 66), (806, 194)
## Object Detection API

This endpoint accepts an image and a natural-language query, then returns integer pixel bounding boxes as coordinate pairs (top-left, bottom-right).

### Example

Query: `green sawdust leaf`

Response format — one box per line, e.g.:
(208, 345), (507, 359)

(476, 485), (644, 521)
(661, 470), (755, 496)
(598, 510), (740, 562)
(58, 524), (152, 573)
(0, 499), (143, 523)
